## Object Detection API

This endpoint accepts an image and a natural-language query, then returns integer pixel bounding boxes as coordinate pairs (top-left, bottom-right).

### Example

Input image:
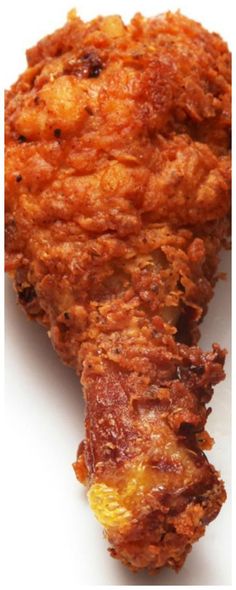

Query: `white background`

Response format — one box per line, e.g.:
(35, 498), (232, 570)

(3, 1), (232, 587)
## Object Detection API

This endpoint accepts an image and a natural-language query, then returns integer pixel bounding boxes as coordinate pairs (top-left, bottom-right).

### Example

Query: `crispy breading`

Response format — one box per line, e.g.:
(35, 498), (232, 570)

(5, 11), (231, 573)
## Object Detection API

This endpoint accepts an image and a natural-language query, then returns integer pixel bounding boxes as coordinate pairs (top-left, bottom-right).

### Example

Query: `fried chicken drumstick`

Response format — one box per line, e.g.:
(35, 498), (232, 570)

(5, 11), (231, 573)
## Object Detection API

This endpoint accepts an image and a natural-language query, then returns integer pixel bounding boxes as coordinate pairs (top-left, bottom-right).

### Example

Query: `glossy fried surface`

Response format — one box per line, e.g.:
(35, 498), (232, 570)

(5, 11), (231, 573)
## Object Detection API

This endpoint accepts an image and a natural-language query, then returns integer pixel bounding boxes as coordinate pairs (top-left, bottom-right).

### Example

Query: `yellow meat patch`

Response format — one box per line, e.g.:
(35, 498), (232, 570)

(88, 483), (132, 529)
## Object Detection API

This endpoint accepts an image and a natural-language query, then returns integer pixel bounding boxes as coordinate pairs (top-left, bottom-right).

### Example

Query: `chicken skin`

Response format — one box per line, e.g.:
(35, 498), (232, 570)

(5, 11), (231, 573)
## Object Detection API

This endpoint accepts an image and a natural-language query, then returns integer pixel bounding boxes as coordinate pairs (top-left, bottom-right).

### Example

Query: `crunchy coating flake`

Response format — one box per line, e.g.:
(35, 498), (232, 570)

(5, 10), (231, 573)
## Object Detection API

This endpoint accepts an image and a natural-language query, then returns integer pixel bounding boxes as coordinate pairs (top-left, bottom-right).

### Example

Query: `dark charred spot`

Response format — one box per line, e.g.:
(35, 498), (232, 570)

(189, 364), (205, 375)
(151, 284), (159, 293)
(64, 312), (70, 320)
(16, 174), (22, 183)
(82, 52), (92, 60)
(18, 286), (36, 304)
(34, 96), (40, 105)
(176, 306), (196, 345)
(89, 65), (102, 78)
(82, 52), (104, 78)
(63, 51), (104, 80)
(178, 422), (196, 436)
(113, 348), (121, 354)
(18, 135), (27, 143)
(55, 48), (63, 57)
(85, 105), (94, 115)
(54, 128), (61, 138)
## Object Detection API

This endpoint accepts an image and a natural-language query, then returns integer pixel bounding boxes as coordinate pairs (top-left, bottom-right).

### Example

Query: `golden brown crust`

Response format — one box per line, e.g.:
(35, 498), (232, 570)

(5, 11), (231, 573)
